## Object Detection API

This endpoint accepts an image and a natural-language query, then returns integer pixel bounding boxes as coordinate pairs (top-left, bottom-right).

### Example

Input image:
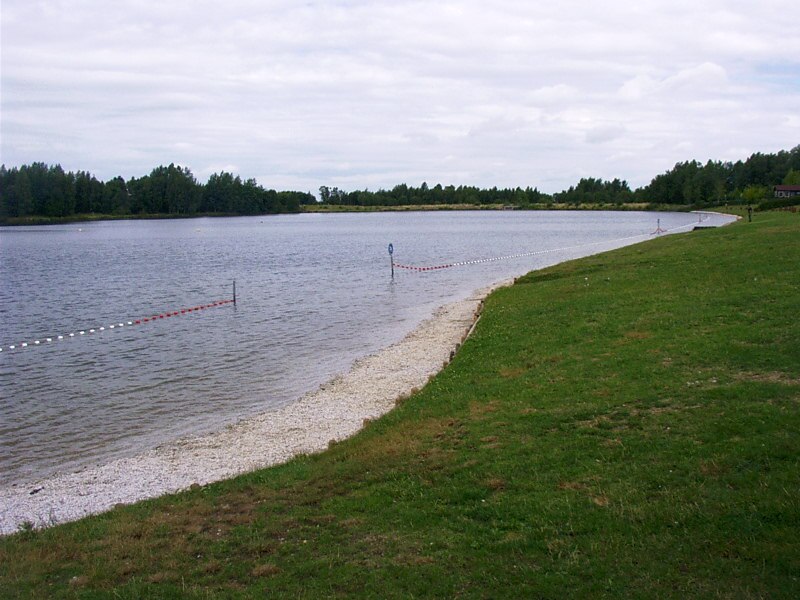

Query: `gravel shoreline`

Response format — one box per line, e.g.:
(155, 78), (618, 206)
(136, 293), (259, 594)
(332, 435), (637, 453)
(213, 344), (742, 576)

(0, 281), (508, 535)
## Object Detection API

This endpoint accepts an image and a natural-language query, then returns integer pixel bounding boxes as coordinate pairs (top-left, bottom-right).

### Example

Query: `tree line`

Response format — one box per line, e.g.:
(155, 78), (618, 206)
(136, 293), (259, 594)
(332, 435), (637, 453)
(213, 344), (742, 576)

(319, 146), (799, 207)
(1, 146), (798, 221)
(637, 147), (800, 206)
(0, 163), (315, 220)
(317, 183), (548, 206)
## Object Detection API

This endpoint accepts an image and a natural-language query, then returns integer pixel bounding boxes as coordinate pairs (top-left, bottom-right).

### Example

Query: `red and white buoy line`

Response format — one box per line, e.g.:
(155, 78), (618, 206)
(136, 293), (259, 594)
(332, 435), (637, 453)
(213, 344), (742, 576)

(0, 299), (235, 353)
(392, 218), (700, 273)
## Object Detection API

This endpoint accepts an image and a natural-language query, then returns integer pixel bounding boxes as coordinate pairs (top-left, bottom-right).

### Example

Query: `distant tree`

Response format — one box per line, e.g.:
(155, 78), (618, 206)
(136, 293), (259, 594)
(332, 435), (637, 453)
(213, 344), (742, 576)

(783, 169), (800, 185)
(276, 191), (311, 211)
(0, 167), (35, 217)
(105, 177), (130, 214)
(74, 171), (106, 213)
(203, 171), (239, 213)
(553, 177), (633, 204)
(128, 164), (201, 214)
(165, 164), (200, 214)
(741, 185), (770, 203)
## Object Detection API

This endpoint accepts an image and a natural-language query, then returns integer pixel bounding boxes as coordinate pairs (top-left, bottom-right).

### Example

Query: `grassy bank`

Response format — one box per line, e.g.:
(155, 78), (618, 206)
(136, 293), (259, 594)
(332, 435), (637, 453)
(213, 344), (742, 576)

(1, 212), (798, 598)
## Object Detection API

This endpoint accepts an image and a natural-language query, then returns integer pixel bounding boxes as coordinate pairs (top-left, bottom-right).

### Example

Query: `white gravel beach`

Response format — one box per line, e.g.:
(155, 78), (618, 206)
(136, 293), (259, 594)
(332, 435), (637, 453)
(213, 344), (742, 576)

(0, 282), (506, 535)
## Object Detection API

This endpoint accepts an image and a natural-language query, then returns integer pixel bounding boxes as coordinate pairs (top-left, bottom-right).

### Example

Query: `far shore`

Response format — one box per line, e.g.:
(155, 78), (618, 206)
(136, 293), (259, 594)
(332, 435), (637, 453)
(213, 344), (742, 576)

(0, 202), (701, 226)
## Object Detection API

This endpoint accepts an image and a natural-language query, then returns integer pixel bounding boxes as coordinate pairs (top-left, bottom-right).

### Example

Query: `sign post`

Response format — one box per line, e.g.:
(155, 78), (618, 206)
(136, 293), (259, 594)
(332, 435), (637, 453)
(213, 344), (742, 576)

(388, 243), (394, 279)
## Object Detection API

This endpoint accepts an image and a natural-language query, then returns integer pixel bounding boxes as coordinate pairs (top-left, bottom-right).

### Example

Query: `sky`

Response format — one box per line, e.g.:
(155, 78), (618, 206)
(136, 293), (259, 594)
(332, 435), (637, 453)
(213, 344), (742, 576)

(2, 1), (799, 195)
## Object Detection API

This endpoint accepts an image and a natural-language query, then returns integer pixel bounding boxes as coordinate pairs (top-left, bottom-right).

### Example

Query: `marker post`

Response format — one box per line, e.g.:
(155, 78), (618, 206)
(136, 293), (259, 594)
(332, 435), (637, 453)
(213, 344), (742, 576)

(388, 243), (394, 279)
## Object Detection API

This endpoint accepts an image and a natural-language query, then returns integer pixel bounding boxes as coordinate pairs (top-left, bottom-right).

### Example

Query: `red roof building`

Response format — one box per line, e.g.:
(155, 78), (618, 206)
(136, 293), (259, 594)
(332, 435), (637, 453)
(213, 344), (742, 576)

(773, 185), (800, 198)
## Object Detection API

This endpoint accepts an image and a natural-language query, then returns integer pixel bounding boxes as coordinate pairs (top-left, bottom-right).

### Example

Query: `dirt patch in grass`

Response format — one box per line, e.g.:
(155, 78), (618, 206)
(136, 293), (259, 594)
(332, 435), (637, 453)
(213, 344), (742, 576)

(575, 415), (607, 429)
(614, 330), (652, 346)
(557, 481), (588, 491)
(499, 366), (528, 379)
(470, 399), (501, 418)
(68, 575), (90, 588)
(147, 571), (178, 584)
(485, 478), (506, 492)
(400, 555), (436, 566)
(479, 435), (502, 450)
(252, 563), (281, 577)
(734, 371), (800, 386)
(699, 460), (728, 478)
(340, 517), (365, 529)
(575, 402), (685, 431)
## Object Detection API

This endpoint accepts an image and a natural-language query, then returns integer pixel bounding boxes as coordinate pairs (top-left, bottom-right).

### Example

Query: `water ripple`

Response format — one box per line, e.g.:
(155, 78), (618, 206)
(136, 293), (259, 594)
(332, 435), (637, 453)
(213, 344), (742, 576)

(0, 211), (733, 484)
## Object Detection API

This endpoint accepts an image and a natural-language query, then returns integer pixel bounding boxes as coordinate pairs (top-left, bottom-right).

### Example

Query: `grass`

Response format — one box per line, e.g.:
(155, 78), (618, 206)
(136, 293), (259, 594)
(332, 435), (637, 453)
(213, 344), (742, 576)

(1, 211), (798, 598)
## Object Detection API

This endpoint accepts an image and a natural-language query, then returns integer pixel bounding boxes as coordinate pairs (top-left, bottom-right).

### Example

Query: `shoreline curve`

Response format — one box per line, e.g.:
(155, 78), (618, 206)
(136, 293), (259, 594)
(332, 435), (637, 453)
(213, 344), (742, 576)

(0, 280), (510, 535)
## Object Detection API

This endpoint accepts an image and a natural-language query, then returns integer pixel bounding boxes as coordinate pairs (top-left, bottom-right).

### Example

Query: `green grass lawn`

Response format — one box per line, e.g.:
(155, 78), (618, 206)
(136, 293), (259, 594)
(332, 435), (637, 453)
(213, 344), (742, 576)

(1, 211), (798, 598)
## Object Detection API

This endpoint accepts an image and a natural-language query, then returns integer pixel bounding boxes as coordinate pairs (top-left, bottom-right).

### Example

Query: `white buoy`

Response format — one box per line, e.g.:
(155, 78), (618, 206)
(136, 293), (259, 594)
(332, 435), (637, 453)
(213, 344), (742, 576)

(22, 343), (28, 347)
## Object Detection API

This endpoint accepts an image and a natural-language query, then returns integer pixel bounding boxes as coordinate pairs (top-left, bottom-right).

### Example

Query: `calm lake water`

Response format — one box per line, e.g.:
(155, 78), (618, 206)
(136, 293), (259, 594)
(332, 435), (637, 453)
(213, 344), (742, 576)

(0, 210), (733, 485)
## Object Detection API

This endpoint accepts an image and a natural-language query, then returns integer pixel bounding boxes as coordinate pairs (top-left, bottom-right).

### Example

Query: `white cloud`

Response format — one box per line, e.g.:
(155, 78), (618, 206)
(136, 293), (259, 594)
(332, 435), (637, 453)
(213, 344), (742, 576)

(1, 0), (799, 193)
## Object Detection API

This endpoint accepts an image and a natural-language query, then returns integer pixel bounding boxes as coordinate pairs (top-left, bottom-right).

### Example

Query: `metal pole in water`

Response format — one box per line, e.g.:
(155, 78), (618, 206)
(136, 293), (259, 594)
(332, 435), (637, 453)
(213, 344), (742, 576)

(388, 243), (394, 279)
(233, 279), (237, 305)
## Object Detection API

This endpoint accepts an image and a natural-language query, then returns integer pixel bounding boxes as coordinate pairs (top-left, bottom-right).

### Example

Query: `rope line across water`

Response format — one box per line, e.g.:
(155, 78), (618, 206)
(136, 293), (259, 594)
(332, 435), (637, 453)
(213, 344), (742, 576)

(0, 299), (234, 353)
(392, 218), (701, 273)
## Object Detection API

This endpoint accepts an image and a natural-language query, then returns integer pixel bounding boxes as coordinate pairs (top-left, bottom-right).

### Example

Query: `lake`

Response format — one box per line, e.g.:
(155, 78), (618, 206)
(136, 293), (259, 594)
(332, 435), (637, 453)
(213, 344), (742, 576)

(0, 210), (733, 485)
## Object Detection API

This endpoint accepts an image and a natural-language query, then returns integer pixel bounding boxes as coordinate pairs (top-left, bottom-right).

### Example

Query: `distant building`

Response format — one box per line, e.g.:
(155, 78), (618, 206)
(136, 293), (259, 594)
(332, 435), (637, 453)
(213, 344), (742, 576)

(773, 185), (800, 198)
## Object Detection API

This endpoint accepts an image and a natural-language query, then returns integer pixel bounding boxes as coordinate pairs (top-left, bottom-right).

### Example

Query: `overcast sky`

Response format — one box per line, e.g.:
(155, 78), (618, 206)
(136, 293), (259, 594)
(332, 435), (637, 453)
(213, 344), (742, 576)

(2, 1), (799, 194)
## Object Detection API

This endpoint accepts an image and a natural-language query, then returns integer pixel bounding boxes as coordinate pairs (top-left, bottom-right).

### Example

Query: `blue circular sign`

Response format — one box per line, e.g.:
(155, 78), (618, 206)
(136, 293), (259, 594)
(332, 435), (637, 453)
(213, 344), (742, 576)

(388, 243), (394, 255)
